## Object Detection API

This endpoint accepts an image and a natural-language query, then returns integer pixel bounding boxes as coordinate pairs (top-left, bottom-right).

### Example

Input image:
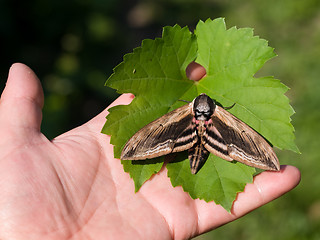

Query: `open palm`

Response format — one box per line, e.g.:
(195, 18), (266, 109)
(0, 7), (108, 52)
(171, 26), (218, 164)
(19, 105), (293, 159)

(0, 63), (300, 240)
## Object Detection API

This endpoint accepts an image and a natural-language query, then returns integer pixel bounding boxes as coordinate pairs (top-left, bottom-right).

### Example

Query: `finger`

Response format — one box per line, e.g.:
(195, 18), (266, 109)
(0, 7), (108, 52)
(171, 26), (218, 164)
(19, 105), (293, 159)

(233, 165), (301, 214)
(106, 93), (135, 110)
(0, 63), (44, 133)
(195, 165), (301, 233)
(85, 93), (135, 132)
(186, 62), (206, 81)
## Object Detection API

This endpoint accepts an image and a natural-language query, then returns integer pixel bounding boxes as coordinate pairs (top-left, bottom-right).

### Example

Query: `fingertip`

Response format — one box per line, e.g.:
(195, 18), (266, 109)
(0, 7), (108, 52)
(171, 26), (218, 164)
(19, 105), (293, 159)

(0, 63), (44, 134)
(255, 165), (301, 197)
(9, 62), (29, 72)
(107, 93), (135, 110)
(232, 165), (300, 216)
(3, 63), (44, 108)
(279, 165), (301, 188)
(186, 62), (206, 81)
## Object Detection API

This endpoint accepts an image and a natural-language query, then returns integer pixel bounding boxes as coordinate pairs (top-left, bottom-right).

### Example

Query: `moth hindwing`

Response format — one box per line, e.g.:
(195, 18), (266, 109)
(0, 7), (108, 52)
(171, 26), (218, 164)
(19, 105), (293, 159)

(121, 93), (280, 174)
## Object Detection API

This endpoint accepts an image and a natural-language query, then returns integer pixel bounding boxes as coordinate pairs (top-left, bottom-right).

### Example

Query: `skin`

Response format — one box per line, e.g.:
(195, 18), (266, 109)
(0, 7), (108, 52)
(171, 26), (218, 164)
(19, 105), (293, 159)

(0, 63), (300, 240)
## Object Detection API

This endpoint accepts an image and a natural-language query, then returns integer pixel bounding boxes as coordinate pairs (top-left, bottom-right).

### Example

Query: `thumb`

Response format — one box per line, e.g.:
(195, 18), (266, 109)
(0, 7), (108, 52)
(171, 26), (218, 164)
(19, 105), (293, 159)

(0, 63), (44, 134)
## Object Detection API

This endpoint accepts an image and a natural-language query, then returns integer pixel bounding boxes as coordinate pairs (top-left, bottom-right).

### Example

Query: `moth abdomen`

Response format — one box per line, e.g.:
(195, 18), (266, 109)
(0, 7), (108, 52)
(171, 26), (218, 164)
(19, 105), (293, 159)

(188, 143), (210, 174)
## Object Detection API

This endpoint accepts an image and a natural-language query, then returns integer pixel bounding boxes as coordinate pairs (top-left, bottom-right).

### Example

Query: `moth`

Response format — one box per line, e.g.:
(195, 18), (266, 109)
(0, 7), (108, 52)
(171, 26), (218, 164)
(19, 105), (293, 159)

(121, 93), (280, 174)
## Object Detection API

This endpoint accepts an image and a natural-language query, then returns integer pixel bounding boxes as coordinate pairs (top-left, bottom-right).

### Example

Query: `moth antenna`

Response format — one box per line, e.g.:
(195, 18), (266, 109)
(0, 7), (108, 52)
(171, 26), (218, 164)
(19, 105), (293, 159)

(223, 103), (236, 110)
(178, 99), (191, 103)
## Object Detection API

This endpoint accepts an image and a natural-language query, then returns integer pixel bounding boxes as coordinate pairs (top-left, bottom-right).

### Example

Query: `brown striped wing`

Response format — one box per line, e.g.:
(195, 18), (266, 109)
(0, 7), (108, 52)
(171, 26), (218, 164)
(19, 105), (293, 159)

(121, 102), (198, 160)
(203, 106), (280, 171)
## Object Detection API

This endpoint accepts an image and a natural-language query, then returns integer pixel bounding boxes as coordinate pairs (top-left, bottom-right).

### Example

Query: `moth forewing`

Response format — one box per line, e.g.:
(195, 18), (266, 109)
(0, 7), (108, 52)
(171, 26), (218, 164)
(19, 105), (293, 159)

(209, 106), (280, 171)
(120, 102), (197, 160)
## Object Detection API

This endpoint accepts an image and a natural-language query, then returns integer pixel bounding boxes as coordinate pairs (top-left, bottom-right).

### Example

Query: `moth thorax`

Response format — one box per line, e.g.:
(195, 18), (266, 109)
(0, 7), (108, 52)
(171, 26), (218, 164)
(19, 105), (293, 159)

(193, 94), (216, 121)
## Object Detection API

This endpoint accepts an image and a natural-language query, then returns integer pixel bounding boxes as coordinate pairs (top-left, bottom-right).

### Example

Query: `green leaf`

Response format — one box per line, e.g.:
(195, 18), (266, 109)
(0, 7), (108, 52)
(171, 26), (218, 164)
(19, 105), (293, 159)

(195, 18), (298, 153)
(102, 24), (198, 190)
(167, 154), (255, 211)
(102, 18), (298, 211)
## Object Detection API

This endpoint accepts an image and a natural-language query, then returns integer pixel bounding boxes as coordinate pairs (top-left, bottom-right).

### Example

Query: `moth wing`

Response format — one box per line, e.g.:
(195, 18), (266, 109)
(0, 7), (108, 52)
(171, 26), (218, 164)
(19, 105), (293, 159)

(121, 102), (198, 160)
(203, 106), (280, 171)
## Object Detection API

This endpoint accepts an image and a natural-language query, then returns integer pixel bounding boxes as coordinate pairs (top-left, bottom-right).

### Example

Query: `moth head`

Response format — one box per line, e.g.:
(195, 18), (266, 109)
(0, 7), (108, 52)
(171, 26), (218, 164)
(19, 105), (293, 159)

(193, 93), (216, 121)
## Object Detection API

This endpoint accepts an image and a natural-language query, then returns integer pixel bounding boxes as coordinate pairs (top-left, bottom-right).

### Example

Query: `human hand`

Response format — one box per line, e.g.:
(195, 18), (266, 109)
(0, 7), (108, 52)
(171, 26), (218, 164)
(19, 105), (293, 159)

(0, 63), (300, 240)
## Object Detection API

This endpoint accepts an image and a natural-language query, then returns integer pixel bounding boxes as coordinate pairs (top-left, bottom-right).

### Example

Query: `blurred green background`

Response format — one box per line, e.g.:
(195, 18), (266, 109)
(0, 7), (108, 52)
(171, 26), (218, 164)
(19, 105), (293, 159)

(1, 0), (319, 239)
